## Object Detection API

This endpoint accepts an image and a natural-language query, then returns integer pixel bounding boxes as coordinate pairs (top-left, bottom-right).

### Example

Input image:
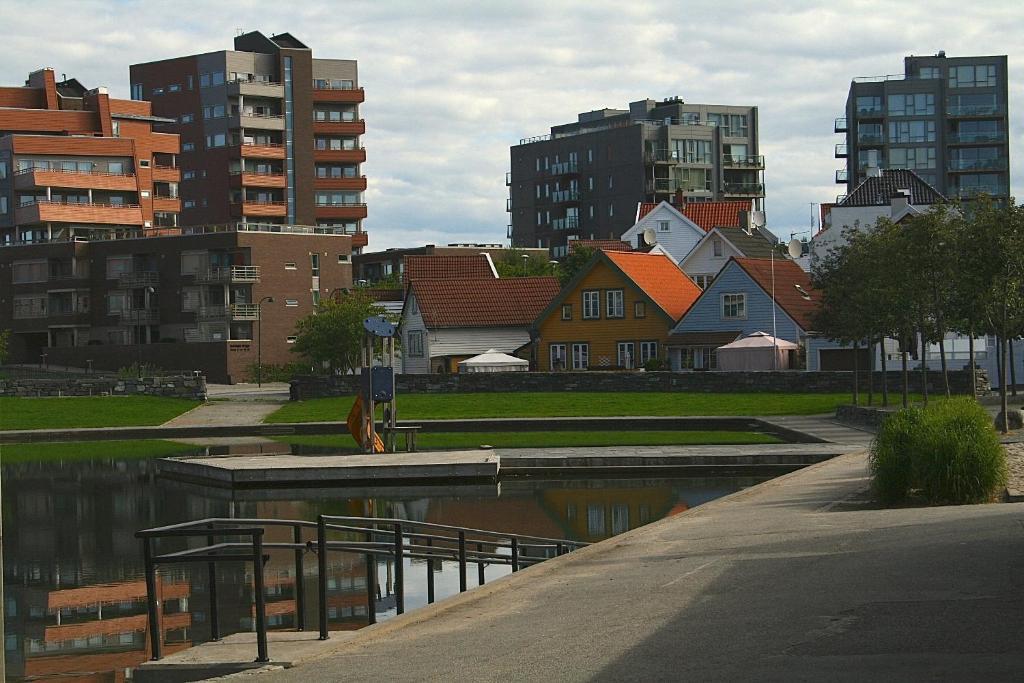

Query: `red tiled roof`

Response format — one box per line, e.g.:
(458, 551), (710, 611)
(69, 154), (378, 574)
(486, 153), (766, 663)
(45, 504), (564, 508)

(732, 257), (818, 330)
(681, 201), (749, 232)
(637, 202), (658, 220)
(603, 251), (702, 320)
(410, 276), (561, 328)
(570, 239), (633, 253)
(403, 254), (496, 284)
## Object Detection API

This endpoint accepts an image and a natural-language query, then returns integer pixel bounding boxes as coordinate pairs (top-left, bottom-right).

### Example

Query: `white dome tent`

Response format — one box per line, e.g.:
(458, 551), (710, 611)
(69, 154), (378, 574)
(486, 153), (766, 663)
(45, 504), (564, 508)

(716, 332), (799, 371)
(457, 349), (530, 373)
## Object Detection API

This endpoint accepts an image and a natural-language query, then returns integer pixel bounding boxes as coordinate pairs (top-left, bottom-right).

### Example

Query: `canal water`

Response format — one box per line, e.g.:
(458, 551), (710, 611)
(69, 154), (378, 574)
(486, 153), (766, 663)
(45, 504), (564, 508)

(1, 449), (767, 681)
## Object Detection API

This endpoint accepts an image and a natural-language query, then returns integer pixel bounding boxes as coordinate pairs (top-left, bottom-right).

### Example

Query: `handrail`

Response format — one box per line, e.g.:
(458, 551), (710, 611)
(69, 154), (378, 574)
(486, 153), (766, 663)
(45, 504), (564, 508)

(14, 167), (135, 178)
(20, 199), (141, 209)
(136, 515), (586, 663)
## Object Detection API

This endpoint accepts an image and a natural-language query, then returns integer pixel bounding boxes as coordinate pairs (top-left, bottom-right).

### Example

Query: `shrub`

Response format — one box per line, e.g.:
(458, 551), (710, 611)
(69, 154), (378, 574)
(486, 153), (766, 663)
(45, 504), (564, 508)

(245, 362), (313, 383)
(643, 358), (667, 371)
(870, 397), (1007, 505)
(117, 362), (166, 379)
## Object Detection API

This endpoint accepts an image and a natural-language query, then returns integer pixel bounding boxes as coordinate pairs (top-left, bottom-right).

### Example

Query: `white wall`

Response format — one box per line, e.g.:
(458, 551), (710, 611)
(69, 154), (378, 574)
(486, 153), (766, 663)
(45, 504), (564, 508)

(680, 231), (746, 282)
(621, 203), (704, 263)
(399, 293), (430, 374)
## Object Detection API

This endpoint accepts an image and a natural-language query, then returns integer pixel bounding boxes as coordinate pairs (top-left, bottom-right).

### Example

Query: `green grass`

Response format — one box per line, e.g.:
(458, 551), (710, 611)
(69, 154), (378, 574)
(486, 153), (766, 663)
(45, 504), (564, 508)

(275, 430), (782, 452)
(0, 396), (200, 430)
(266, 392), (881, 423)
(0, 439), (199, 464)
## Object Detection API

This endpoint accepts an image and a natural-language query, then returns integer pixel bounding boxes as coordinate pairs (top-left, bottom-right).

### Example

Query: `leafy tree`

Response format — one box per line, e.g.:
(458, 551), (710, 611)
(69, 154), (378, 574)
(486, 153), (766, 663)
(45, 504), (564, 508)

(0, 329), (9, 365)
(291, 291), (386, 375)
(556, 246), (596, 287)
(493, 249), (557, 278)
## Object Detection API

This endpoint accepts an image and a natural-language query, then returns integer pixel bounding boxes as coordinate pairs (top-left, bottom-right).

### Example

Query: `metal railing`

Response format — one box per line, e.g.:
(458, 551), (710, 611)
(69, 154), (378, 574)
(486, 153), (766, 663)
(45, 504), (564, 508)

(552, 216), (580, 231)
(136, 516), (586, 663)
(834, 117), (848, 133)
(13, 167), (135, 178)
(947, 158), (1007, 171)
(550, 161), (578, 175)
(194, 265), (261, 283)
(948, 131), (1005, 144)
(835, 168), (848, 183)
(118, 271), (160, 288)
(834, 144), (848, 158)
(722, 154), (764, 167)
(947, 104), (1000, 116)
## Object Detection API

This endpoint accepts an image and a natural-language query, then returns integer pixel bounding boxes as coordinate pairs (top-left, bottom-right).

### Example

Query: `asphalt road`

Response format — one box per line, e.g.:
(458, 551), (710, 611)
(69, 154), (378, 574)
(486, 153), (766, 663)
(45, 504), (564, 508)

(258, 451), (1024, 682)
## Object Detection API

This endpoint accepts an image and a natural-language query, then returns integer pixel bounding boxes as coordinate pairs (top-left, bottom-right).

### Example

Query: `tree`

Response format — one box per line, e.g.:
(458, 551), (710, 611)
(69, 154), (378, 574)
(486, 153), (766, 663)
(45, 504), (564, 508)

(0, 329), (9, 365)
(493, 249), (557, 278)
(556, 246), (596, 287)
(291, 291), (386, 375)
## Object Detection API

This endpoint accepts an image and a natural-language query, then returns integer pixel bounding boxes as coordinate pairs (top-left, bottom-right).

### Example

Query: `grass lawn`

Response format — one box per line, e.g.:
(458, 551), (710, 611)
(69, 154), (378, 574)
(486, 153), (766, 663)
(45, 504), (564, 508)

(266, 392), (875, 423)
(0, 396), (200, 431)
(276, 430), (782, 452)
(0, 439), (199, 464)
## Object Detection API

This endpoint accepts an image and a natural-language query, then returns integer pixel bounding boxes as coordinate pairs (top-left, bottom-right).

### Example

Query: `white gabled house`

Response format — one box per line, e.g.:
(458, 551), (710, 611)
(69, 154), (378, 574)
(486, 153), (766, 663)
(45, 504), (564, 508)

(679, 226), (777, 289)
(620, 201), (705, 263)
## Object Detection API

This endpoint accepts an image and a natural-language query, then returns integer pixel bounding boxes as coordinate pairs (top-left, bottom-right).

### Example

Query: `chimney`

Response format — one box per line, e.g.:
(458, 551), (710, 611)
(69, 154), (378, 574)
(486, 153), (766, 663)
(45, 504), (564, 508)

(891, 189), (910, 216)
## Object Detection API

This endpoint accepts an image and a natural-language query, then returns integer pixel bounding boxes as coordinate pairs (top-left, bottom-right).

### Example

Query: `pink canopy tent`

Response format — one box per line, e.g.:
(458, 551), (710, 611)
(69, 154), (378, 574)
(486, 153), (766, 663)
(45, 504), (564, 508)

(716, 332), (799, 371)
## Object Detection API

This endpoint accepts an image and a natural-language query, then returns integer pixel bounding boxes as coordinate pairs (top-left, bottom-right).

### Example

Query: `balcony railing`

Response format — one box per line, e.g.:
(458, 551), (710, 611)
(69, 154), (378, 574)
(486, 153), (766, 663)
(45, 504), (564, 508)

(194, 265), (261, 283)
(645, 149), (678, 163)
(506, 197), (512, 212)
(723, 182), (765, 196)
(507, 223), (513, 239)
(550, 161), (578, 175)
(117, 308), (159, 325)
(722, 154), (764, 168)
(646, 178), (679, 194)
(948, 131), (1005, 144)
(835, 169), (848, 183)
(948, 158), (1007, 172)
(834, 144), (848, 158)
(955, 185), (1008, 198)
(230, 303), (261, 320)
(118, 271), (160, 288)
(947, 104), (1000, 117)
(196, 305), (230, 320)
(551, 189), (582, 203)
(552, 216), (580, 231)
(505, 171), (512, 186)
(13, 167), (135, 179)
(834, 117), (848, 133)
(857, 133), (884, 145)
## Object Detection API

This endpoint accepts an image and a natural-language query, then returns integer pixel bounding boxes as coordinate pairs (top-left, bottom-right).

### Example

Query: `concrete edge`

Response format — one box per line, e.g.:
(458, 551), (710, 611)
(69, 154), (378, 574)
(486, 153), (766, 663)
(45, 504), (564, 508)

(272, 449), (869, 667)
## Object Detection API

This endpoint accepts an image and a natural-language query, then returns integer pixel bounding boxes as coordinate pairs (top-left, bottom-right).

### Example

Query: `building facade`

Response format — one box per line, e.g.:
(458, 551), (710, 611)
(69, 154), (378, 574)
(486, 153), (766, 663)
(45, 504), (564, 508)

(508, 98), (763, 255)
(835, 52), (1009, 202)
(0, 68), (181, 245)
(130, 31), (368, 249)
(355, 243), (547, 285)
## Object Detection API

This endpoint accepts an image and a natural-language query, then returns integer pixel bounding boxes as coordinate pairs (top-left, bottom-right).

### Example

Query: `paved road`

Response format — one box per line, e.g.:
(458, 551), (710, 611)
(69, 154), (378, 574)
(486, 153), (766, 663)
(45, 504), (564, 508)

(259, 451), (1024, 681)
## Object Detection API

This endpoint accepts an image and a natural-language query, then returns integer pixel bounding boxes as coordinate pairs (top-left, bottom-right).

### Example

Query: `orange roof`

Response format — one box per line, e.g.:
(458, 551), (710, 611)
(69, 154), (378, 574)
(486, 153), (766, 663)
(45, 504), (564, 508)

(732, 258), (818, 330)
(604, 251), (702, 320)
(636, 200), (749, 232)
(637, 202), (658, 220)
(403, 254), (495, 284)
(409, 276), (560, 328)
(570, 239), (632, 253)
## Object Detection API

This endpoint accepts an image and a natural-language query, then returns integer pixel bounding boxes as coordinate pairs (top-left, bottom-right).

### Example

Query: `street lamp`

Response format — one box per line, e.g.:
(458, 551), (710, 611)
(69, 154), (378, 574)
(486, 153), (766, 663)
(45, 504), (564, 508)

(257, 296), (274, 387)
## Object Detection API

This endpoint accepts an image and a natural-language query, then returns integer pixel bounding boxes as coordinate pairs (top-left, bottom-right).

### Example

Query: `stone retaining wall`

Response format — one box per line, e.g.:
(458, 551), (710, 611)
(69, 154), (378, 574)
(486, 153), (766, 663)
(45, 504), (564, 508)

(290, 369), (985, 400)
(0, 374), (208, 400)
(834, 404), (894, 431)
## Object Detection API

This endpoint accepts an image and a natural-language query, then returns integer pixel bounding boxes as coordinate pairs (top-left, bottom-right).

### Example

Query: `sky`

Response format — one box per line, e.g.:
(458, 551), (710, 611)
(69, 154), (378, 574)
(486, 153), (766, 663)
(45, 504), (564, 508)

(2, 0), (1022, 250)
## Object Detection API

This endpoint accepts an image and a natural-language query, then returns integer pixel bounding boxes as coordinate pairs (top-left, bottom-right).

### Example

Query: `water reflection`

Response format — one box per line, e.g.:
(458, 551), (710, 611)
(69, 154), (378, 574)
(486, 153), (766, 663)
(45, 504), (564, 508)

(2, 455), (764, 681)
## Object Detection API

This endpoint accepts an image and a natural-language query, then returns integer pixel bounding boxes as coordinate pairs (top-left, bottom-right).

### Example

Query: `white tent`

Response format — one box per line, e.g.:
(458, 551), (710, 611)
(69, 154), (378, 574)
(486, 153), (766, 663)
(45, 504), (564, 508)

(716, 332), (799, 371)
(458, 349), (530, 373)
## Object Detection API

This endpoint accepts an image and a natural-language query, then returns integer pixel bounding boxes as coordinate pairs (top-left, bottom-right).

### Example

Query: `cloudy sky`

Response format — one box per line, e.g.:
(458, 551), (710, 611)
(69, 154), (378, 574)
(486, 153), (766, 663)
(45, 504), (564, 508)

(2, 0), (1021, 249)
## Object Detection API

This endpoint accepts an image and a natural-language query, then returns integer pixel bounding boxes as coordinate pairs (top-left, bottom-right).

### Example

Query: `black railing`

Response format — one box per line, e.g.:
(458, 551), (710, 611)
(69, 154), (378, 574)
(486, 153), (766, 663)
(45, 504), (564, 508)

(137, 516), (586, 663)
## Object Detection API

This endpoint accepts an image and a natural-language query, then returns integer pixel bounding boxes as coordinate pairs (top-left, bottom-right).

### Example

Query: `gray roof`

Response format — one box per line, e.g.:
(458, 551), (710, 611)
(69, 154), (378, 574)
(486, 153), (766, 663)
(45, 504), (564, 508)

(716, 228), (776, 259)
(840, 169), (947, 207)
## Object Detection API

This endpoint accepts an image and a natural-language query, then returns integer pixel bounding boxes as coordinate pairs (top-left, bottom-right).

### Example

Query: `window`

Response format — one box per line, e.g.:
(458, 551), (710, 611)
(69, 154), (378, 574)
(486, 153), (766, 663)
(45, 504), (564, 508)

(857, 122), (884, 143)
(131, 83), (143, 100)
(612, 504), (630, 534)
(312, 291), (321, 306)
(582, 291), (600, 319)
(337, 254), (349, 263)
(617, 342), (635, 369)
(639, 341), (658, 365)
(948, 64), (996, 88)
(199, 73), (210, 87)
(722, 293), (746, 320)
(0, 196), (8, 215)
(888, 120), (936, 143)
(550, 343), (567, 370)
(203, 104), (226, 119)
(713, 239), (722, 257)
(12, 260), (46, 283)
(608, 203), (614, 217)
(947, 93), (998, 116)
(608, 174), (614, 189)
(407, 331), (424, 357)
(888, 147), (936, 170)
(587, 504), (605, 535)
(205, 133), (226, 148)
(152, 87), (164, 96)
(183, 199), (196, 209)
(634, 301), (646, 318)
(285, 262), (297, 270)
(168, 84), (181, 92)
(561, 304), (572, 320)
(211, 71), (225, 86)
(606, 290), (624, 318)
(571, 342), (589, 370)
(183, 171), (195, 180)
(182, 142), (195, 152)
(187, 75), (194, 90)
(588, 148), (593, 163)
(311, 253), (320, 276)
(658, 220), (670, 232)
(693, 274), (714, 289)
(111, 120), (120, 137)
(887, 93), (934, 116)
(286, 336), (297, 344)
(855, 96), (882, 114)
(918, 66), (940, 79)
(285, 299), (298, 307)
(0, 160), (5, 179)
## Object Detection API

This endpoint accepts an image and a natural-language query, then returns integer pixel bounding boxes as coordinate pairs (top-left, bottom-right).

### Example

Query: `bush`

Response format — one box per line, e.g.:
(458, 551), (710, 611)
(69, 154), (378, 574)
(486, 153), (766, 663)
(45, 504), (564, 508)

(117, 362), (166, 379)
(643, 358), (667, 371)
(870, 397), (1007, 505)
(245, 362), (313, 383)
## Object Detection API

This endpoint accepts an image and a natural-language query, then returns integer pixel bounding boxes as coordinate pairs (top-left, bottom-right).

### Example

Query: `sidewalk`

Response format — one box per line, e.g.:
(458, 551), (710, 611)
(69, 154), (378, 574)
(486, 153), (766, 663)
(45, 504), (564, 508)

(258, 450), (1024, 681)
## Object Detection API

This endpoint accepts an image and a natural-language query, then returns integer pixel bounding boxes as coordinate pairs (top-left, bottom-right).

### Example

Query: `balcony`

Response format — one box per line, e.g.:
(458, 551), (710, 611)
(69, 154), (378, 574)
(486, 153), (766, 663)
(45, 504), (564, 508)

(856, 106), (884, 118)
(229, 113), (285, 131)
(722, 155), (765, 168)
(947, 104), (1001, 117)
(313, 176), (367, 191)
(834, 117), (848, 133)
(506, 197), (512, 212)
(550, 161), (578, 176)
(722, 182), (765, 196)
(312, 86), (365, 103)
(227, 80), (284, 99)
(552, 189), (582, 203)
(313, 120), (365, 136)
(314, 203), (367, 220)
(948, 131), (1006, 145)
(836, 168), (848, 183)
(857, 134), (884, 146)
(313, 148), (366, 163)
(507, 223), (513, 239)
(948, 158), (1007, 172)
(194, 265), (261, 283)
(13, 168), (137, 192)
(194, 303), (261, 321)
(196, 305), (230, 320)
(237, 142), (287, 159)
(552, 216), (580, 231)
(231, 171), (288, 189)
(505, 171), (512, 186)
(955, 184), (1007, 198)
(231, 200), (288, 218)
(646, 178), (679, 194)
(118, 271), (159, 288)
(151, 165), (181, 182)
(152, 195), (182, 213)
(118, 308), (159, 325)
(15, 200), (144, 226)
(645, 149), (678, 164)
(834, 144), (848, 158)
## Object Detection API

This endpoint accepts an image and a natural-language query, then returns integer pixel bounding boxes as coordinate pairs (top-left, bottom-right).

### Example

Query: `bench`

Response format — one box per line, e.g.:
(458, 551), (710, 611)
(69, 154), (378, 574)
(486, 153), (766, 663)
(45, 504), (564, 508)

(382, 425), (422, 453)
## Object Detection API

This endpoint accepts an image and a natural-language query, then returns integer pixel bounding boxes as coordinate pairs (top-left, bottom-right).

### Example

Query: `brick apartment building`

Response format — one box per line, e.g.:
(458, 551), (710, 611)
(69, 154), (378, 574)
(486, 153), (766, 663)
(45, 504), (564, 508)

(129, 31), (368, 249)
(0, 68), (354, 383)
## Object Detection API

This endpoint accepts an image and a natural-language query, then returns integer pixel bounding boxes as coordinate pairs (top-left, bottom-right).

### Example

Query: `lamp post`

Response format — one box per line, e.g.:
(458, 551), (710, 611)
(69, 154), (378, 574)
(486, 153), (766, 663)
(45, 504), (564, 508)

(134, 286), (156, 376)
(257, 296), (274, 387)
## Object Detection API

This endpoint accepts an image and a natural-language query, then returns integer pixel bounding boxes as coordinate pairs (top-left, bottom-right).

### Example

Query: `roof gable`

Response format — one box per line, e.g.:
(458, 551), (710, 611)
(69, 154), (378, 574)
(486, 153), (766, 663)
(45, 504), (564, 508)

(603, 250), (703, 320)
(731, 257), (818, 330)
(840, 169), (947, 207)
(409, 277), (560, 328)
(403, 254), (497, 284)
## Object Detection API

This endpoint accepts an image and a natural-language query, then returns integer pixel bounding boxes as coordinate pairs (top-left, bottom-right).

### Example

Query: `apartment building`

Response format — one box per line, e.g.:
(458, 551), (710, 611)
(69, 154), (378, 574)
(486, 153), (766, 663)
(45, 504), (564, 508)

(508, 97), (763, 256)
(835, 52), (1010, 202)
(129, 31), (368, 249)
(0, 67), (181, 245)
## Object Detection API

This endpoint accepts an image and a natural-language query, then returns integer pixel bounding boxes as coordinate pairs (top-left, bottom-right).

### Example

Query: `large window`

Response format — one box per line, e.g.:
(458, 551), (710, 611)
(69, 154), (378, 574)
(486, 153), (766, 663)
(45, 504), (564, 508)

(857, 123), (883, 144)
(673, 139), (712, 164)
(572, 343), (589, 370)
(12, 260), (47, 283)
(855, 96), (882, 114)
(550, 343), (567, 370)
(947, 93), (998, 116)
(950, 147), (1002, 171)
(606, 290), (624, 318)
(954, 120), (1001, 143)
(13, 295), (46, 319)
(582, 291), (600, 319)
(617, 342), (635, 369)
(888, 147), (936, 170)
(407, 331), (424, 357)
(640, 341), (658, 365)
(948, 64), (996, 88)
(888, 120), (935, 143)
(918, 66), (941, 80)
(722, 293), (746, 320)
(887, 93), (934, 116)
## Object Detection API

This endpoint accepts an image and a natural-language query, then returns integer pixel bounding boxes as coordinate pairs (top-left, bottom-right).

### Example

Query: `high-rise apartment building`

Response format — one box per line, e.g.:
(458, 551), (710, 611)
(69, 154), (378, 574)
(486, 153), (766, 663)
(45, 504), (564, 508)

(507, 97), (763, 254)
(835, 52), (1009, 202)
(130, 31), (368, 249)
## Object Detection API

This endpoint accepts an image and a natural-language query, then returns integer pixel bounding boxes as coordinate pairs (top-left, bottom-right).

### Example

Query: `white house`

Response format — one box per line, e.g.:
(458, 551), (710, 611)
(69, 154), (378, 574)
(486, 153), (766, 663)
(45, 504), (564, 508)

(679, 226), (776, 289)
(622, 199), (755, 265)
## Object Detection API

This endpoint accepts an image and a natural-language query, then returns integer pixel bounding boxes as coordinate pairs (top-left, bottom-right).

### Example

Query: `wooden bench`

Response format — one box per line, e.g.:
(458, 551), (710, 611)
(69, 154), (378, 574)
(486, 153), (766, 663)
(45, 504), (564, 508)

(382, 425), (422, 453)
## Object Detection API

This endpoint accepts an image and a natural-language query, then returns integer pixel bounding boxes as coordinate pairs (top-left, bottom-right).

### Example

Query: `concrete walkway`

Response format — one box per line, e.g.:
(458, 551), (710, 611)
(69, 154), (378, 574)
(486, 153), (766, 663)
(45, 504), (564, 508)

(255, 450), (1024, 681)
(162, 401), (282, 427)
